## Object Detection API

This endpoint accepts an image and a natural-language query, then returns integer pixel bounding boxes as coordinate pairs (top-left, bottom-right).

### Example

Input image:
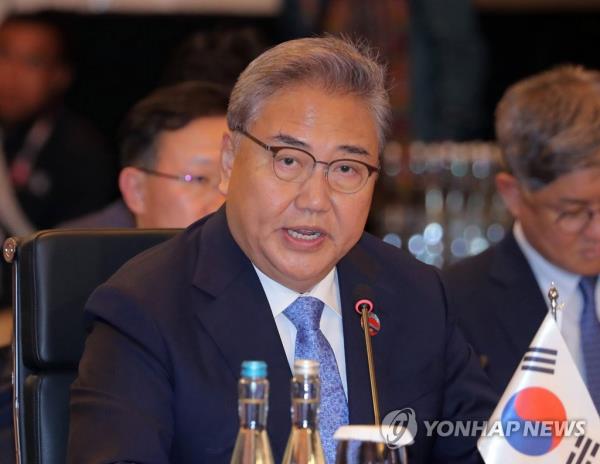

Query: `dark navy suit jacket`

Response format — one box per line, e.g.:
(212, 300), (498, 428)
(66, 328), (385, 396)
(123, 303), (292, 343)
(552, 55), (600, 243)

(443, 232), (548, 395)
(68, 207), (496, 464)
(58, 199), (135, 229)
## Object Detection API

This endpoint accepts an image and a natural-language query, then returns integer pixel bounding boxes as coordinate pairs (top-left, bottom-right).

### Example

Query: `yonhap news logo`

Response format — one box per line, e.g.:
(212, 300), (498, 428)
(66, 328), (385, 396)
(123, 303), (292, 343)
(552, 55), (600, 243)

(379, 407), (586, 448)
(380, 408), (418, 448)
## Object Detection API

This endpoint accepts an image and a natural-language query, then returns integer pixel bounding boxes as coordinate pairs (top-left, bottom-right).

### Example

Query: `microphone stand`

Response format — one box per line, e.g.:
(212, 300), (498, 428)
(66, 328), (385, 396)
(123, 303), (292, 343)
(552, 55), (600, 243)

(360, 306), (380, 424)
(548, 282), (559, 322)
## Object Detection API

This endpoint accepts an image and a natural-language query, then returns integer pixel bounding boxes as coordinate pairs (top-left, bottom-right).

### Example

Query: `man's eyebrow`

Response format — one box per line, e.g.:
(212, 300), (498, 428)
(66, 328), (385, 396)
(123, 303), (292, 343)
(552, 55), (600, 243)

(338, 144), (370, 156)
(271, 133), (371, 157)
(271, 133), (309, 149)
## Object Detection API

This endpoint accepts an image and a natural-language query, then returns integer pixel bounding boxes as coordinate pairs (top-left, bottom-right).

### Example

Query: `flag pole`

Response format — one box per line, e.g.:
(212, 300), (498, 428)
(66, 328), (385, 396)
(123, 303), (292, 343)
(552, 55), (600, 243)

(548, 282), (559, 321)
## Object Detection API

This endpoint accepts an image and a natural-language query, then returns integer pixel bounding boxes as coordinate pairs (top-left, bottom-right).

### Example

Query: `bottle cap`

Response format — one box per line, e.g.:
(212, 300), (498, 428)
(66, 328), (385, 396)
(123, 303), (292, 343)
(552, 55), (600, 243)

(241, 360), (267, 378)
(293, 359), (319, 377)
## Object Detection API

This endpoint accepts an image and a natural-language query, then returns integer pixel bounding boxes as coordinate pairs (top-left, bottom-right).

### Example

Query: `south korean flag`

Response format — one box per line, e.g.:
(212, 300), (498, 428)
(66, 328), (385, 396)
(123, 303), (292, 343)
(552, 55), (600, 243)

(478, 314), (600, 463)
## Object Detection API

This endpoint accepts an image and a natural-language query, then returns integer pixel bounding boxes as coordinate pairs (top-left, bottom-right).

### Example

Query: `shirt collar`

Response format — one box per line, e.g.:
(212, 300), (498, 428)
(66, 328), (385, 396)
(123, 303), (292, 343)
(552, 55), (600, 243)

(513, 221), (581, 307)
(253, 265), (341, 318)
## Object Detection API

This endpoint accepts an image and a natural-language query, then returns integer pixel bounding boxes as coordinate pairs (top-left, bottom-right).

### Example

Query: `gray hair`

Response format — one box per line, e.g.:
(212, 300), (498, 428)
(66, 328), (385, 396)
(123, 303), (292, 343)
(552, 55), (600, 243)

(227, 35), (391, 154)
(496, 65), (600, 190)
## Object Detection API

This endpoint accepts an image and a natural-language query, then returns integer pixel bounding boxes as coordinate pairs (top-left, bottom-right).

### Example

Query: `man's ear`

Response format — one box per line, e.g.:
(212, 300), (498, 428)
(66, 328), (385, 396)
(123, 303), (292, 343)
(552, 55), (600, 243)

(495, 172), (524, 218)
(219, 132), (235, 196)
(119, 167), (146, 216)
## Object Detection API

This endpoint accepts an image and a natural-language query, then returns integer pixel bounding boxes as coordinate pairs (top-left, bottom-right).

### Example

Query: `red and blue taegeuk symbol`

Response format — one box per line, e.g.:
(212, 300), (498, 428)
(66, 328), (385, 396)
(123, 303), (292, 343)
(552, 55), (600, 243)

(501, 387), (567, 456)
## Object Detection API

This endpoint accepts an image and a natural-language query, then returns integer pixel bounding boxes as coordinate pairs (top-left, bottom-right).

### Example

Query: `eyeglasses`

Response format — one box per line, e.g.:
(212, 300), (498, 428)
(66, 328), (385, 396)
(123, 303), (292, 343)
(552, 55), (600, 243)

(554, 205), (600, 233)
(522, 188), (600, 233)
(236, 129), (380, 194)
(135, 167), (210, 186)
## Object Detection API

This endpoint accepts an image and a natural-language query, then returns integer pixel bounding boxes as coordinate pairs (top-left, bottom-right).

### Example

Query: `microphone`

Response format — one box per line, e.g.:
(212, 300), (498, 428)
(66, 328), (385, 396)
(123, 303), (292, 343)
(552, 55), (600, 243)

(354, 298), (373, 315)
(353, 285), (381, 425)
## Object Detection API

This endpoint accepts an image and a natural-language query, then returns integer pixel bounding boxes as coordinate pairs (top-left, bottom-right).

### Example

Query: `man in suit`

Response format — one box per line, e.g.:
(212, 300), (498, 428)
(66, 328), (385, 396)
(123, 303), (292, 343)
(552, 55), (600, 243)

(443, 66), (600, 401)
(68, 36), (495, 464)
(62, 81), (230, 229)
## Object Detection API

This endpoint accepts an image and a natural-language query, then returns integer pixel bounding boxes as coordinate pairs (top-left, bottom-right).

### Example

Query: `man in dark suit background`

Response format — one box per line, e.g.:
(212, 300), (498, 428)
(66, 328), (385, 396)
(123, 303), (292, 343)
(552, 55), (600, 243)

(443, 66), (600, 401)
(68, 36), (495, 464)
(0, 12), (116, 232)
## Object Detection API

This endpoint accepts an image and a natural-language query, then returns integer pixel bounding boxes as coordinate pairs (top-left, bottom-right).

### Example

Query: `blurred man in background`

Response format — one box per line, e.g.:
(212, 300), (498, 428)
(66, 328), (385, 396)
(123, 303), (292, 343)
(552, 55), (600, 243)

(0, 14), (113, 462)
(444, 66), (600, 409)
(0, 11), (116, 310)
(62, 80), (230, 229)
(0, 13), (115, 231)
(1, 78), (230, 464)
(64, 25), (268, 230)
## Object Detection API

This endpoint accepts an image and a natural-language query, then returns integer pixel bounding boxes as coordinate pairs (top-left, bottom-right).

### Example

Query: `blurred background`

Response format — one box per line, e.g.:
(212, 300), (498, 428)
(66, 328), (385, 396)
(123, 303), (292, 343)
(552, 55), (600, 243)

(3, 0), (600, 268)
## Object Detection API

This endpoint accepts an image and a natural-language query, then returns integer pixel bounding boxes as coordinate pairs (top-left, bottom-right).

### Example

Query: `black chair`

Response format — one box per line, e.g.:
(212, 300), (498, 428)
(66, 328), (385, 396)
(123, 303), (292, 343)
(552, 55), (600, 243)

(3, 229), (179, 464)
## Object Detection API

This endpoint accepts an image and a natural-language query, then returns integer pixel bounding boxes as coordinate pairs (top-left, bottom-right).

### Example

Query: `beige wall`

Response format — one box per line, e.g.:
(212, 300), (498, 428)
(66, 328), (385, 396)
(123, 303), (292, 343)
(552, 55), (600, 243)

(5, 0), (281, 15)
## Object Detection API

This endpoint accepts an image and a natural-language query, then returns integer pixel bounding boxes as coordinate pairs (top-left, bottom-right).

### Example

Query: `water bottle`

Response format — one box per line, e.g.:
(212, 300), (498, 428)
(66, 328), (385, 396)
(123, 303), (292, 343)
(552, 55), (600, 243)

(281, 359), (326, 464)
(230, 360), (274, 464)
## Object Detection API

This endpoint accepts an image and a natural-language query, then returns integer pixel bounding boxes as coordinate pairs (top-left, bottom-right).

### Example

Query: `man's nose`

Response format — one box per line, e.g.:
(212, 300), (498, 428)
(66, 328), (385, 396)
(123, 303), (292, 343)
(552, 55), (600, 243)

(294, 164), (332, 212)
(582, 209), (600, 239)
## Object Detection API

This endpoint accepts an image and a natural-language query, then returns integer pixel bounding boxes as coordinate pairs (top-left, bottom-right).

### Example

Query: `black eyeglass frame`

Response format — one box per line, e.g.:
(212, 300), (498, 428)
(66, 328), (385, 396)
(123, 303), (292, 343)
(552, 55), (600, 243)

(554, 206), (600, 234)
(236, 128), (380, 194)
(134, 166), (209, 185)
(520, 186), (600, 234)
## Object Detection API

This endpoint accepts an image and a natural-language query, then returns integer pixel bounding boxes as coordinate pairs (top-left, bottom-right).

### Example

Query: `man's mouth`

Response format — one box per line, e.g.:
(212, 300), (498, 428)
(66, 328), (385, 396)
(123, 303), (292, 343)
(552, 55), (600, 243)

(286, 228), (324, 241)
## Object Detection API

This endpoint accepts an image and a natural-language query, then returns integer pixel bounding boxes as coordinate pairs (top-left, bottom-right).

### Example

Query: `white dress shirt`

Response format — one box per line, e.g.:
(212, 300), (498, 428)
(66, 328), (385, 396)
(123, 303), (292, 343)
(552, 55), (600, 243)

(514, 222), (600, 381)
(253, 265), (348, 397)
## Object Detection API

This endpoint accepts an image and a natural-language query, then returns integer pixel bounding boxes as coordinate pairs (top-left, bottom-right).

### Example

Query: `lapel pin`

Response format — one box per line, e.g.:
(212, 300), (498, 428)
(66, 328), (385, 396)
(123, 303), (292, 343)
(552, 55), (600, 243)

(360, 311), (381, 337)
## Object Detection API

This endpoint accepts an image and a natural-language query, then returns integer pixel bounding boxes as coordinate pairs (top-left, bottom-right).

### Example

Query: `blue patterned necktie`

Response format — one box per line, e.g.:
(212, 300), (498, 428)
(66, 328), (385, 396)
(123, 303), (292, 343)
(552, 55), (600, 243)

(580, 275), (600, 413)
(284, 296), (349, 463)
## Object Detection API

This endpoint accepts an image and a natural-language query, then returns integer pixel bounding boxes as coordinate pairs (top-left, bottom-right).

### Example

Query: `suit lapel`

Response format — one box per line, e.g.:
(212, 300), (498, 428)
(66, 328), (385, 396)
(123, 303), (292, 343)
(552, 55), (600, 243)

(488, 232), (548, 355)
(190, 207), (291, 452)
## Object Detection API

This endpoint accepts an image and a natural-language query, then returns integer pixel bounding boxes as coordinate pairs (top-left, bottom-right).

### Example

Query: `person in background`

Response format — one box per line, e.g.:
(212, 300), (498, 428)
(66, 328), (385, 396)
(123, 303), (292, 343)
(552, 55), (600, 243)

(0, 15), (115, 461)
(2, 79), (229, 461)
(68, 36), (495, 464)
(0, 12), (117, 305)
(0, 12), (115, 231)
(63, 26), (266, 230)
(443, 66), (600, 408)
(61, 81), (230, 229)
